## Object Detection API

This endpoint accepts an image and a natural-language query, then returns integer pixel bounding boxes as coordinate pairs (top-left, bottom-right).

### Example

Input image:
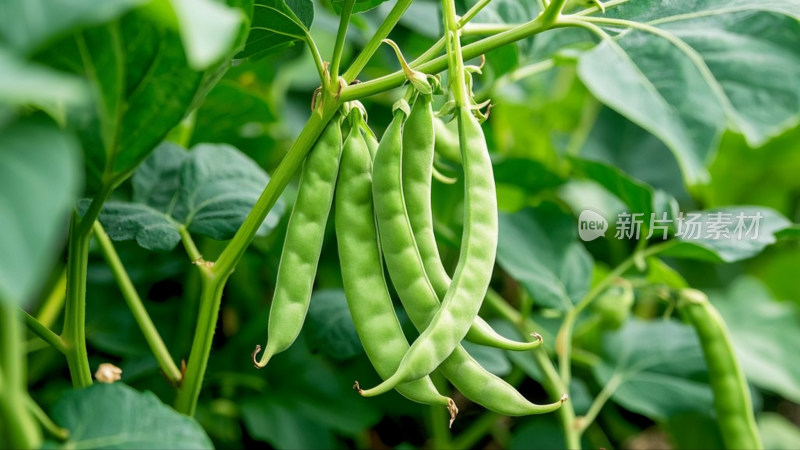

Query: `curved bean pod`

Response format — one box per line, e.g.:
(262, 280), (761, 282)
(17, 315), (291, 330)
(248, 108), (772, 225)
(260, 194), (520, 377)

(361, 104), (501, 395)
(361, 104), (565, 414)
(253, 116), (344, 368)
(402, 93), (542, 351)
(336, 112), (457, 425)
(679, 289), (762, 450)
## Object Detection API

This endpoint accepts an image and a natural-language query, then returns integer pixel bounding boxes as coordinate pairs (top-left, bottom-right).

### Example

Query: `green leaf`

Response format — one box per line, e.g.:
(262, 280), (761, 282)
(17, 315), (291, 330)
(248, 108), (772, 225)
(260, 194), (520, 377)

(578, 3), (800, 186)
(660, 206), (790, 262)
(238, 0), (314, 60)
(497, 204), (593, 310)
(170, 0), (245, 70)
(462, 340), (512, 376)
(304, 289), (363, 361)
(331, 0), (387, 14)
(94, 142), (283, 251)
(0, 0), (144, 54)
(0, 119), (81, 306)
(709, 277), (800, 403)
(759, 413), (800, 450)
(52, 383), (213, 449)
(0, 47), (87, 110)
(594, 319), (714, 421)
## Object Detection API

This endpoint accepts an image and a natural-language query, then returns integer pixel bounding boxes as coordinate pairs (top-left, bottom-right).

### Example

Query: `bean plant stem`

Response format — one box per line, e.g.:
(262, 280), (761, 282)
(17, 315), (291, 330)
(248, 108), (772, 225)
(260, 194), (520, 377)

(459, 0), (494, 27)
(174, 274), (226, 415)
(483, 290), (580, 449)
(442, 0), (469, 106)
(342, 0), (414, 83)
(36, 267), (66, 328)
(577, 373), (624, 434)
(341, 14), (562, 100)
(62, 186), (112, 388)
(557, 241), (675, 386)
(330, 0), (355, 82)
(22, 310), (66, 354)
(93, 222), (182, 386)
(26, 395), (69, 441)
(0, 303), (42, 448)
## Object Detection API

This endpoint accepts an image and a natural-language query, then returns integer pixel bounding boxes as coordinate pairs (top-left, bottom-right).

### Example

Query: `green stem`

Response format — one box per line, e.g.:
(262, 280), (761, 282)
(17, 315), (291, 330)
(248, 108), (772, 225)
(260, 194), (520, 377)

(341, 14), (561, 100)
(483, 290), (580, 449)
(26, 395), (69, 441)
(214, 100), (339, 278)
(22, 311), (66, 354)
(458, 0), (494, 27)
(36, 267), (66, 328)
(0, 303), (42, 448)
(556, 241), (675, 386)
(330, 0), (355, 83)
(93, 222), (182, 386)
(539, 0), (569, 24)
(342, 0), (414, 83)
(178, 225), (214, 279)
(173, 274), (226, 415)
(452, 410), (500, 449)
(410, 37), (445, 69)
(577, 373), (624, 434)
(305, 34), (329, 92)
(62, 186), (112, 388)
(442, 0), (469, 106)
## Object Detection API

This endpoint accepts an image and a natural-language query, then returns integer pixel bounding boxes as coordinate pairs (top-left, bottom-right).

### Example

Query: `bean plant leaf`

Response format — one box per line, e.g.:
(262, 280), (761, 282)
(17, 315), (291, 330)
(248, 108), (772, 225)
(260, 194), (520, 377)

(497, 203), (593, 310)
(169, 0), (246, 70)
(330, 0), (388, 14)
(0, 47), (87, 111)
(94, 142), (284, 252)
(37, 3), (250, 195)
(238, 0), (313, 60)
(52, 383), (213, 449)
(0, 119), (81, 306)
(578, 1), (800, 186)
(660, 206), (790, 263)
(709, 277), (800, 403)
(594, 319), (714, 421)
(304, 289), (363, 361)
(0, 0), (144, 54)
(759, 413), (800, 450)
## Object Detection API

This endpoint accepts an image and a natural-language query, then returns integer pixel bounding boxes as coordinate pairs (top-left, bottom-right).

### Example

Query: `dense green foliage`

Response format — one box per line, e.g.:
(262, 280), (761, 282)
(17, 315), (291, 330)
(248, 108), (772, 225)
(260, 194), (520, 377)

(1, 0), (799, 448)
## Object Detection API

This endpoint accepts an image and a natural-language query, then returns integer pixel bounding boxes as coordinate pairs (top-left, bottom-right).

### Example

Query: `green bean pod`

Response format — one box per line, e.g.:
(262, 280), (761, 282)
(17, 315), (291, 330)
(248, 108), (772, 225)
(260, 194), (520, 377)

(335, 111), (457, 425)
(361, 104), (500, 395)
(679, 289), (762, 450)
(253, 116), (343, 368)
(359, 100), (562, 414)
(402, 93), (542, 351)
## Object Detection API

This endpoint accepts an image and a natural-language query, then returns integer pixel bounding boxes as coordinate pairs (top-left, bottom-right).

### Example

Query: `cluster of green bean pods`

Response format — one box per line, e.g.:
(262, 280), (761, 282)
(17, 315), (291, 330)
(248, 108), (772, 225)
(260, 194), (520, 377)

(254, 88), (566, 422)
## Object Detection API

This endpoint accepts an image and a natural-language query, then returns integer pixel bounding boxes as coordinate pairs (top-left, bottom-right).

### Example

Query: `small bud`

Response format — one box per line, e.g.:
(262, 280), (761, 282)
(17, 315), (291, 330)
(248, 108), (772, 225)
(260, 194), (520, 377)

(95, 363), (122, 384)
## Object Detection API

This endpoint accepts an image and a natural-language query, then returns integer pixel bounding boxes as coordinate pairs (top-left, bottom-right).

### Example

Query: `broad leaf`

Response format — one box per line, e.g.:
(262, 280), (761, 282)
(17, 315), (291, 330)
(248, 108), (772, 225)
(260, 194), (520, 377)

(0, 0), (143, 54)
(0, 119), (81, 306)
(661, 206), (790, 262)
(331, 0), (388, 14)
(95, 142), (283, 251)
(594, 319), (714, 421)
(238, 0), (313, 60)
(170, 0), (245, 70)
(304, 289), (363, 361)
(0, 47), (87, 111)
(759, 413), (800, 450)
(38, 3), (249, 194)
(579, 2), (800, 186)
(497, 203), (593, 310)
(462, 340), (512, 376)
(52, 383), (213, 449)
(710, 277), (800, 403)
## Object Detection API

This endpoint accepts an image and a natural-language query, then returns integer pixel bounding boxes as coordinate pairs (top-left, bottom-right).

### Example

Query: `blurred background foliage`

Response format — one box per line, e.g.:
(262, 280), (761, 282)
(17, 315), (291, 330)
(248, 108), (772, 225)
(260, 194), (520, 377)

(13, 0), (800, 448)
